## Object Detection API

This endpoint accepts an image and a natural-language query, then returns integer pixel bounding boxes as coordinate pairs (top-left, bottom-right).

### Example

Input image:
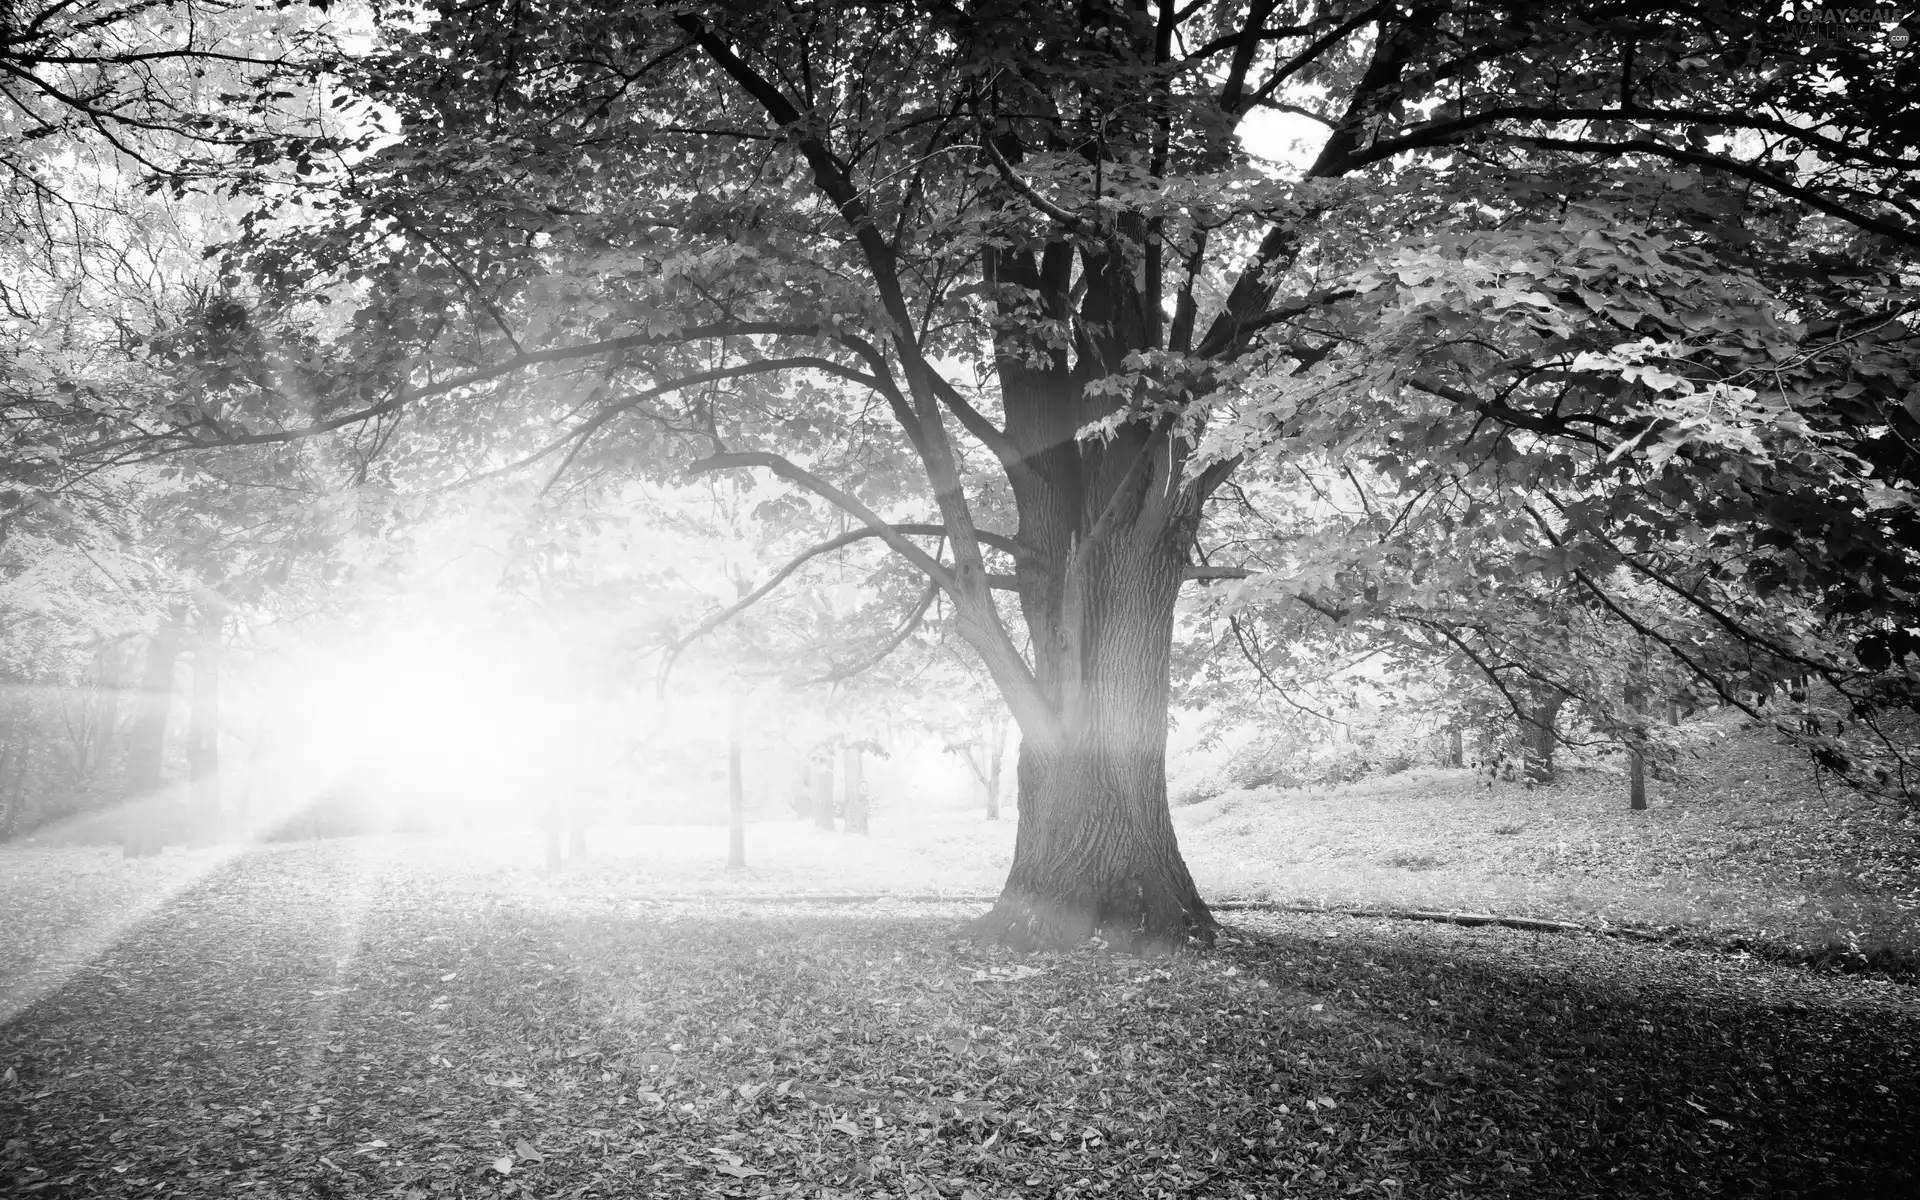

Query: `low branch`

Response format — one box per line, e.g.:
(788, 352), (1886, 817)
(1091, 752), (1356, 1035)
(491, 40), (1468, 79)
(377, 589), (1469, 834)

(654, 524), (956, 695)
(807, 579), (941, 685)
(1183, 564), (1254, 581)
(1228, 612), (1348, 724)
(686, 452), (957, 588)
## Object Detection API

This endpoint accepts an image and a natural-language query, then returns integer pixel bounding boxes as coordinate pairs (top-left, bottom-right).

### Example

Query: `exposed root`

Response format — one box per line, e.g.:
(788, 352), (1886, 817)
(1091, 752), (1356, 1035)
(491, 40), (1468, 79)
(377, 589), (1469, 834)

(966, 887), (1216, 954)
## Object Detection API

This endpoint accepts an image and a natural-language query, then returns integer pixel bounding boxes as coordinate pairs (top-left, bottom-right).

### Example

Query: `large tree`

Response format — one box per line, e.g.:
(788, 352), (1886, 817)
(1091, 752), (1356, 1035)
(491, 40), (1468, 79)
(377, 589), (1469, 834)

(89, 0), (1918, 947)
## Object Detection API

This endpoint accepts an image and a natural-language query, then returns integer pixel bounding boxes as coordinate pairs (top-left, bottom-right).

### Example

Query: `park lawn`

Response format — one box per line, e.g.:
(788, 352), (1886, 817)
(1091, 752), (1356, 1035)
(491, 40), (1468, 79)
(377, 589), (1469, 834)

(442, 713), (1920, 966)
(3, 839), (1919, 1199)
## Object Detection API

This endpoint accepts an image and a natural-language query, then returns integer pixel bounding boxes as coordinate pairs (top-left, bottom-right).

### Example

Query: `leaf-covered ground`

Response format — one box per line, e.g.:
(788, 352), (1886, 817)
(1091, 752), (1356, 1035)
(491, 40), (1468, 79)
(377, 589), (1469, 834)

(4, 840), (1917, 1199)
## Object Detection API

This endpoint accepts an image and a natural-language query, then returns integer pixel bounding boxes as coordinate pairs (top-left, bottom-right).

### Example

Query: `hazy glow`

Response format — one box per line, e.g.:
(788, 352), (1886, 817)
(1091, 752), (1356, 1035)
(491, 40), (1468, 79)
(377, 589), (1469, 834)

(258, 633), (528, 828)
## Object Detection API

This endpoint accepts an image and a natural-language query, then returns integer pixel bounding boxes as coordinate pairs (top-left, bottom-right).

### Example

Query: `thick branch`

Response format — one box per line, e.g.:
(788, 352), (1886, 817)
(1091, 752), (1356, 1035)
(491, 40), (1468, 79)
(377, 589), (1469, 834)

(1183, 564), (1254, 581)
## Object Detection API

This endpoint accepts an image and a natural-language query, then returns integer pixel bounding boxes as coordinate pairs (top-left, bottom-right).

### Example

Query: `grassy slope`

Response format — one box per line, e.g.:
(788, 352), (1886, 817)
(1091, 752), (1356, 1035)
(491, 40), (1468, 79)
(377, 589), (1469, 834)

(1175, 714), (1920, 961)
(2, 842), (1917, 1200)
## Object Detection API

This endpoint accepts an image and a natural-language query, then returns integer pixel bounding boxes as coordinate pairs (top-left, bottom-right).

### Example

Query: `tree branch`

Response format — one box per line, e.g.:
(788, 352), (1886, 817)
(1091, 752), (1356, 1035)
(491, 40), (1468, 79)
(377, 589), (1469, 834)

(685, 452), (957, 589)
(1508, 136), (1919, 247)
(540, 355), (888, 494)
(807, 578), (941, 685)
(1183, 564), (1254, 581)
(86, 321), (827, 456)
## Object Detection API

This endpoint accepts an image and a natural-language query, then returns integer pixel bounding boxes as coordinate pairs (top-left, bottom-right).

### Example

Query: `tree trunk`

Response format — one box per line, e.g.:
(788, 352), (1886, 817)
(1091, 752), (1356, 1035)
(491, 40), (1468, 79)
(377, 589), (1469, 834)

(841, 743), (866, 835)
(811, 750), (835, 831)
(1521, 690), (1565, 785)
(968, 530), (1211, 953)
(727, 717), (746, 867)
(122, 613), (183, 858)
(185, 611), (223, 843)
(1625, 669), (1648, 812)
(1447, 726), (1463, 769)
(985, 720), (1005, 821)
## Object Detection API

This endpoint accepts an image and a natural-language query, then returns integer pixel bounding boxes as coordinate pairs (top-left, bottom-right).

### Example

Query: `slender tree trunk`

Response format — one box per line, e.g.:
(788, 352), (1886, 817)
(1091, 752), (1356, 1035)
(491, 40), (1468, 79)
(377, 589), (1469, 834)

(812, 750), (835, 831)
(1626, 665), (1648, 812)
(727, 714), (746, 867)
(969, 529), (1211, 952)
(186, 611), (223, 843)
(985, 720), (1005, 821)
(122, 613), (183, 858)
(1447, 726), (1464, 769)
(841, 743), (866, 835)
(1521, 689), (1565, 785)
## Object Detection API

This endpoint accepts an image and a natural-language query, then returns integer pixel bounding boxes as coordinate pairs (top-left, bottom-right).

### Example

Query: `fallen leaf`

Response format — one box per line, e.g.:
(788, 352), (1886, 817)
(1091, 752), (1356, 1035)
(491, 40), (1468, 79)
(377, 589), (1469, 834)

(514, 1138), (543, 1162)
(491, 1156), (513, 1176)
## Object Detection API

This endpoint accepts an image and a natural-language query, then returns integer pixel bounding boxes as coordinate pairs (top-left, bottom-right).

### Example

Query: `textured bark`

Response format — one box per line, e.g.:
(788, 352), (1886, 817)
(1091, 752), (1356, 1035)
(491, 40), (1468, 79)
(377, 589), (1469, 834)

(1446, 726), (1464, 769)
(1629, 748), (1647, 811)
(969, 530), (1212, 953)
(841, 743), (867, 835)
(811, 752), (835, 831)
(186, 613), (223, 841)
(122, 614), (183, 858)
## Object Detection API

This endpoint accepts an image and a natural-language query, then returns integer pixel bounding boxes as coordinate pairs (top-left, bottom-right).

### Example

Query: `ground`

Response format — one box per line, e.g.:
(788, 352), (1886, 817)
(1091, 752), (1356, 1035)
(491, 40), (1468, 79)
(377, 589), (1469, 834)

(3, 728), (1918, 1199)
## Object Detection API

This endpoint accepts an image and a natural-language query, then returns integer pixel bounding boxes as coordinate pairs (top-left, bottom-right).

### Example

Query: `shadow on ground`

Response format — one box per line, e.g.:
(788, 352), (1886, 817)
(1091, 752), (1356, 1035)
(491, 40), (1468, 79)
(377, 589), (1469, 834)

(1, 844), (1915, 1198)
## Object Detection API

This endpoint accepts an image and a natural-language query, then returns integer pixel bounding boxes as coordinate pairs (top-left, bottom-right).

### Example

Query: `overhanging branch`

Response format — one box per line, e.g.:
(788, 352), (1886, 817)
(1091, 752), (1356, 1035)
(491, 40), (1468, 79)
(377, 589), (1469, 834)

(686, 452), (957, 589)
(654, 523), (956, 695)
